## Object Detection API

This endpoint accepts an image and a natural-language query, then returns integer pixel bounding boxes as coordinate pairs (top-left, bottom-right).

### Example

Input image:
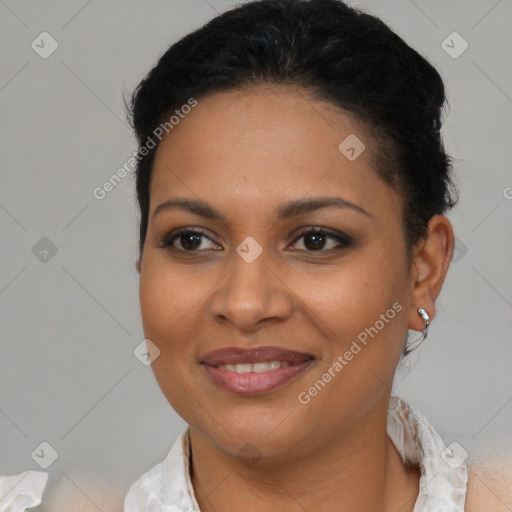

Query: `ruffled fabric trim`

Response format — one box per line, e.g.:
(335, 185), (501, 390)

(387, 396), (468, 511)
(0, 470), (48, 512)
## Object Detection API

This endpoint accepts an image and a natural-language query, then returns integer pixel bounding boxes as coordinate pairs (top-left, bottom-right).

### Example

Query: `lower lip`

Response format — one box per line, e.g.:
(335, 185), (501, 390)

(201, 361), (313, 395)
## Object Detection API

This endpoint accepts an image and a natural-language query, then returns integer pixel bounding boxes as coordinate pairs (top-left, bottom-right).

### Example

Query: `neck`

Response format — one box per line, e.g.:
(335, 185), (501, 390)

(189, 398), (420, 512)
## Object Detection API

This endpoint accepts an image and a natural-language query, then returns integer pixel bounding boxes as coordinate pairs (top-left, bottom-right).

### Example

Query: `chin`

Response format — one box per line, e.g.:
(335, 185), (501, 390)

(192, 400), (310, 460)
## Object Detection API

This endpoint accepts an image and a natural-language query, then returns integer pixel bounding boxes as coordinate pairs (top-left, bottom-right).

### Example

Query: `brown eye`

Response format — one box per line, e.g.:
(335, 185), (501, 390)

(161, 229), (221, 252)
(290, 229), (352, 252)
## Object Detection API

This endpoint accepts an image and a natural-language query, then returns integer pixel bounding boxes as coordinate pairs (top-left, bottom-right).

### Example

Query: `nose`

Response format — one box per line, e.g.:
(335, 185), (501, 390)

(210, 246), (293, 332)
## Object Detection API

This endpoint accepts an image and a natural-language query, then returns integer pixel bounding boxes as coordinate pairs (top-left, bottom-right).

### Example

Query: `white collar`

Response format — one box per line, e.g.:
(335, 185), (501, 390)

(124, 395), (468, 511)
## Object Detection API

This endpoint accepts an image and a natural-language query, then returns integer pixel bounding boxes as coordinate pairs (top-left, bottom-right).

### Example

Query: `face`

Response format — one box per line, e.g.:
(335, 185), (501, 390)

(139, 85), (415, 462)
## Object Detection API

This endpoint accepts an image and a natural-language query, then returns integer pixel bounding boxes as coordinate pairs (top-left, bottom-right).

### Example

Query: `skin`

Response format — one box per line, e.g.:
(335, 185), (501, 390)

(136, 84), (455, 512)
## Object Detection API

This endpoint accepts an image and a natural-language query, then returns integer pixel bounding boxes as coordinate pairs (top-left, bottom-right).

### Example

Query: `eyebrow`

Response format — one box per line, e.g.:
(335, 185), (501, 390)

(153, 196), (372, 222)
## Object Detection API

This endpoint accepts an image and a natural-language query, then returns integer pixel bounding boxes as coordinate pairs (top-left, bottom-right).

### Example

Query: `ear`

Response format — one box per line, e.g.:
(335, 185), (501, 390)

(135, 258), (141, 274)
(408, 215), (455, 331)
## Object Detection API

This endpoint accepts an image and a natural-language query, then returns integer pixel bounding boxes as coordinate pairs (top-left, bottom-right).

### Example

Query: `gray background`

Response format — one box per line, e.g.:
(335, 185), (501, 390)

(1, 0), (511, 510)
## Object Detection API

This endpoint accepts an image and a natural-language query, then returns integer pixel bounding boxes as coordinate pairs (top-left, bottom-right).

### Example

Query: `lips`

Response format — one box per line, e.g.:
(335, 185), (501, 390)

(200, 346), (314, 394)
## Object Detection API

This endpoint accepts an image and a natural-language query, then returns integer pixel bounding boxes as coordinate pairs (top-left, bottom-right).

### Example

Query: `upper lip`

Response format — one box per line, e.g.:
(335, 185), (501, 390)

(201, 346), (314, 366)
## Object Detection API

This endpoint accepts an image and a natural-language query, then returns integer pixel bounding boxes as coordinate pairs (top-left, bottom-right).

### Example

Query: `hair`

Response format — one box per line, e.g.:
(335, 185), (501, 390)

(126, 0), (459, 356)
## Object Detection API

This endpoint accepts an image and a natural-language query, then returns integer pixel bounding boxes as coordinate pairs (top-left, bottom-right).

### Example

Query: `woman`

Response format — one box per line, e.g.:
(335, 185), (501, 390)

(123, 0), (510, 510)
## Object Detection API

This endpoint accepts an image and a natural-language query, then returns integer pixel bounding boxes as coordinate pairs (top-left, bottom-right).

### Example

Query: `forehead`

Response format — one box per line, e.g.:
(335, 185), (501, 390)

(149, 86), (400, 221)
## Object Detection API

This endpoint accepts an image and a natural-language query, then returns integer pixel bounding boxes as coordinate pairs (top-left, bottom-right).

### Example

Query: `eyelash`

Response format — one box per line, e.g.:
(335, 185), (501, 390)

(159, 227), (353, 254)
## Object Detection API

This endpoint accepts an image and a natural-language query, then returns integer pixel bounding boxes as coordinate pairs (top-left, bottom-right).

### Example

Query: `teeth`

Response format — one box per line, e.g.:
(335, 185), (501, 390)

(235, 363), (252, 373)
(218, 360), (291, 373)
(252, 362), (269, 373)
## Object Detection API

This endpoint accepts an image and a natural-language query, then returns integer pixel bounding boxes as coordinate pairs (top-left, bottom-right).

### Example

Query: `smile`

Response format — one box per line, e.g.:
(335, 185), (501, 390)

(216, 361), (291, 373)
(200, 346), (314, 394)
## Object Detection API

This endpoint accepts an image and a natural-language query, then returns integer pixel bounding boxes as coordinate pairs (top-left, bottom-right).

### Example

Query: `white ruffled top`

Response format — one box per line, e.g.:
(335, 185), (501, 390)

(0, 470), (48, 512)
(124, 395), (469, 511)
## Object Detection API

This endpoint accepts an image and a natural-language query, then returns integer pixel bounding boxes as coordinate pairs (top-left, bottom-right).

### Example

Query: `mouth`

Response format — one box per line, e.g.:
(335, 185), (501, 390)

(200, 346), (314, 395)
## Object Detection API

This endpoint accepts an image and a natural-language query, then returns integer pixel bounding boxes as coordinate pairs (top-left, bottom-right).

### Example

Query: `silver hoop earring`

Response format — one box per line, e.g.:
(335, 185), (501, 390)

(417, 307), (430, 333)
(403, 307), (431, 355)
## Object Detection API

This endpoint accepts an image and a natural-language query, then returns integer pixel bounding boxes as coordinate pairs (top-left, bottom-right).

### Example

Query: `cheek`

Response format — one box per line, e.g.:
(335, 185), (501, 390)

(138, 255), (227, 383)
(139, 265), (172, 341)
(138, 257), (206, 415)
(293, 247), (408, 379)
(139, 256), (208, 336)
(139, 262), (186, 368)
(291, 261), (406, 409)
(293, 261), (399, 338)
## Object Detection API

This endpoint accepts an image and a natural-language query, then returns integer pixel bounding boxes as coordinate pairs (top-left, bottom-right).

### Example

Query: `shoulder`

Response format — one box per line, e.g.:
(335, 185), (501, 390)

(464, 455), (512, 511)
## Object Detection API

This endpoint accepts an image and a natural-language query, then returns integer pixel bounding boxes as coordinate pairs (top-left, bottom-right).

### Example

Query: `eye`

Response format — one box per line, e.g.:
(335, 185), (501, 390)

(289, 228), (352, 252)
(160, 229), (221, 252)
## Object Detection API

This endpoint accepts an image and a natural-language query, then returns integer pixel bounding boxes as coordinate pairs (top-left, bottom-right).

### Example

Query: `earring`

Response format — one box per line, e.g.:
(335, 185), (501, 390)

(417, 307), (430, 331)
